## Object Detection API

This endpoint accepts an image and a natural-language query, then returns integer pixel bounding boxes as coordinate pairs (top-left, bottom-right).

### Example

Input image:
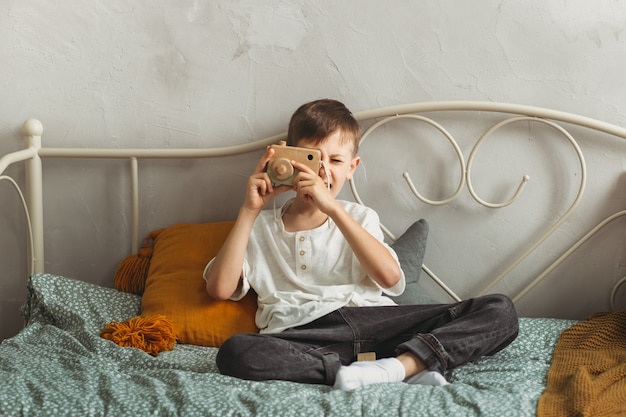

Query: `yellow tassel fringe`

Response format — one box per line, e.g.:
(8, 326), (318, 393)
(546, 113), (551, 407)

(100, 314), (177, 356)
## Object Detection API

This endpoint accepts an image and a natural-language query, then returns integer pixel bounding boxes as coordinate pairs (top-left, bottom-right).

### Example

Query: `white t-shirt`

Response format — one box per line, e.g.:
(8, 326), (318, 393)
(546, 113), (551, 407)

(204, 199), (405, 334)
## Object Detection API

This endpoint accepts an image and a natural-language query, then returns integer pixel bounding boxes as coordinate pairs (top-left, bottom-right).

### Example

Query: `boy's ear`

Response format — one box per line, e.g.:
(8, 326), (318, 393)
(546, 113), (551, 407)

(347, 156), (361, 179)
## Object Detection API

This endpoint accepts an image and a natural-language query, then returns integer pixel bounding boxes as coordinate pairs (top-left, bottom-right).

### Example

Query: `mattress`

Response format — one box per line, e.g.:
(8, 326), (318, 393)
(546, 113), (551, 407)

(0, 273), (575, 417)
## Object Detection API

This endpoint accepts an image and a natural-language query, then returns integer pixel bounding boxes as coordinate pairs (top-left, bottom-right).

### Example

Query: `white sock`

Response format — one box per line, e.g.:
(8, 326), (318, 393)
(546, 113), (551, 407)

(405, 370), (449, 386)
(333, 358), (406, 390)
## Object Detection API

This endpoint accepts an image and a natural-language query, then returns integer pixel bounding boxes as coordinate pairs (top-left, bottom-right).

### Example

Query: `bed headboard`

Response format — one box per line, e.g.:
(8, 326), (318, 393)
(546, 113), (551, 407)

(1, 101), (625, 318)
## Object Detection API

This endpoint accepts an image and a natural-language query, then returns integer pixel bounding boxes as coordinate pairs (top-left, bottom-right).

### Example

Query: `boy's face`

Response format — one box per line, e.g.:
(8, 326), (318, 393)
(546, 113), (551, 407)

(297, 130), (360, 198)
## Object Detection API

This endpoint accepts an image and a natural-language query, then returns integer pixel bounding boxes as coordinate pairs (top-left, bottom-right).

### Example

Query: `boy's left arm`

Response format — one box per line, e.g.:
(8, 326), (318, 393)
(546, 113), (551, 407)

(328, 206), (402, 289)
(290, 160), (402, 289)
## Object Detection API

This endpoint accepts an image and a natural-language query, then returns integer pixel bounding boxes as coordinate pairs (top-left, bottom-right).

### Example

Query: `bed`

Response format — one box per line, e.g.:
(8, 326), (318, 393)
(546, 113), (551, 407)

(1, 101), (625, 416)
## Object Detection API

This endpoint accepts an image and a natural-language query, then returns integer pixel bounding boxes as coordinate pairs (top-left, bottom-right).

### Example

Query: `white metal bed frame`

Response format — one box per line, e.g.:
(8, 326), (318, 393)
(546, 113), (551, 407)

(1, 101), (625, 309)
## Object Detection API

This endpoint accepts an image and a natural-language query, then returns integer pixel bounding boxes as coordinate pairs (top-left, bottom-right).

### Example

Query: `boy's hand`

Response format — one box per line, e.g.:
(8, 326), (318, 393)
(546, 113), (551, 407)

(291, 160), (338, 214)
(243, 147), (290, 214)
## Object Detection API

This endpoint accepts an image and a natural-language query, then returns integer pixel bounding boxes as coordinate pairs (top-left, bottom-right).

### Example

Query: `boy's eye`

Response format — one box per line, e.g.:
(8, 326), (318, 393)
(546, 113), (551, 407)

(331, 159), (343, 163)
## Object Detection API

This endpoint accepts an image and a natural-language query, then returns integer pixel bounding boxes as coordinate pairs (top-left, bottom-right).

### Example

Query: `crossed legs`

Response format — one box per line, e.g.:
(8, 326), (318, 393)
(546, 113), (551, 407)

(216, 294), (519, 389)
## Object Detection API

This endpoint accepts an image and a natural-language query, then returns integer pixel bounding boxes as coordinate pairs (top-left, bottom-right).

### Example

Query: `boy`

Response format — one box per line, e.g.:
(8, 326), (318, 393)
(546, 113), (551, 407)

(204, 99), (518, 390)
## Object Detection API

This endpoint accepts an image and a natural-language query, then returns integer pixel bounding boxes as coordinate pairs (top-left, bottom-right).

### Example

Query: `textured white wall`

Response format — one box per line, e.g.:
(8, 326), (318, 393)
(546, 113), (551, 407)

(1, 0), (625, 340)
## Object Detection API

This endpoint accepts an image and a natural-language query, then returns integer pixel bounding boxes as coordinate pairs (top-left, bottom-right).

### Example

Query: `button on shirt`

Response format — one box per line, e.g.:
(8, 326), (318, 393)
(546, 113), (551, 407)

(231, 199), (405, 334)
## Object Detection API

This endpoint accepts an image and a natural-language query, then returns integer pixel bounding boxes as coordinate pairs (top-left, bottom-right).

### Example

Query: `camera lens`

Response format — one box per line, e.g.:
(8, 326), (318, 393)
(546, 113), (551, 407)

(307, 154), (313, 160)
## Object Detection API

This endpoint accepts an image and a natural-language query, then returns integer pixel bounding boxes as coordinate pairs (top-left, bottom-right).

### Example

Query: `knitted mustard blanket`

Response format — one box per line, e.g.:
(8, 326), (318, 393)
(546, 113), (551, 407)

(537, 309), (626, 417)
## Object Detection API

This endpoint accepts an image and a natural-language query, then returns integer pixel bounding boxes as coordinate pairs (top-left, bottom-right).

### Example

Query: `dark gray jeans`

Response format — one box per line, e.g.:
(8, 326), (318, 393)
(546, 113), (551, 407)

(216, 294), (519, 385)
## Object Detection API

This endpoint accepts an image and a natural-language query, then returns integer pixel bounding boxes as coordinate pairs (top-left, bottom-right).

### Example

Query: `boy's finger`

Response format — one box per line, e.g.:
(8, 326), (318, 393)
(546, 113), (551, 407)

(290, 159), (316, 175)
(254, 147), (275, 174)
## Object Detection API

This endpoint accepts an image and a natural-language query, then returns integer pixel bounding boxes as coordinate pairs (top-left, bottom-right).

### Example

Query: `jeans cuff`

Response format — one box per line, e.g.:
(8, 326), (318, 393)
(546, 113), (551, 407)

(322, 352), (342, 385)
(397, 333), (449, 374)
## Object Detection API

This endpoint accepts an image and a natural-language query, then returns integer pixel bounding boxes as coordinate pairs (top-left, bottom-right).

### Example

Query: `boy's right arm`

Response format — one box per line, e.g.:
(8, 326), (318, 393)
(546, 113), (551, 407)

(204, 207), (258, 300)
(205, 146), (289, 300)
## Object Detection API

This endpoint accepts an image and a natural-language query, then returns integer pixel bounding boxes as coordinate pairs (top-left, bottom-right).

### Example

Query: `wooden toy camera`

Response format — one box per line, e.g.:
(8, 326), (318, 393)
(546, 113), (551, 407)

(267, 141), (322, 186)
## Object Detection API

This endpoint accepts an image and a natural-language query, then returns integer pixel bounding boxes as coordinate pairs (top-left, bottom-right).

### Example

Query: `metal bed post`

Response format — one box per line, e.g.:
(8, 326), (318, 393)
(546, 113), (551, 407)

(21, 119), (44, 274)
(129, 157), (140, 254)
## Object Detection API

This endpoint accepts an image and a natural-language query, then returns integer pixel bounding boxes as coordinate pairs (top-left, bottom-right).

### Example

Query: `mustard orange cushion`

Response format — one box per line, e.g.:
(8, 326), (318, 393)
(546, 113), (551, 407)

(140, 221), (258, 347)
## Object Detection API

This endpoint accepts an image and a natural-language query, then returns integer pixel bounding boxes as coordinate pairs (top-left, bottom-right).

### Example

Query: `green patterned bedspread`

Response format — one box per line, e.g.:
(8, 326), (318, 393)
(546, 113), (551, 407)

(0, 274), (575, 417)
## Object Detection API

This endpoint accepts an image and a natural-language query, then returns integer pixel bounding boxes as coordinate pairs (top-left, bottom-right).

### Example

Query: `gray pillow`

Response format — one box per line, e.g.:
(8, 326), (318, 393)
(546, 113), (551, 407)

(389, 219), (435, 305)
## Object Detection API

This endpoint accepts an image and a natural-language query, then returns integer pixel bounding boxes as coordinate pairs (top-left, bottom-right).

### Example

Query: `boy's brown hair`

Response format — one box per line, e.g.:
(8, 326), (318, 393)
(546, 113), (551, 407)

(286, 99), (361, 155)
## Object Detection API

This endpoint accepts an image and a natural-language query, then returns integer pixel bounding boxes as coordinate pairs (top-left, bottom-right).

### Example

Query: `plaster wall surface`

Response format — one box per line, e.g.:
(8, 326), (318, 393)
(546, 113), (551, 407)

(1, 0), (625, 340)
